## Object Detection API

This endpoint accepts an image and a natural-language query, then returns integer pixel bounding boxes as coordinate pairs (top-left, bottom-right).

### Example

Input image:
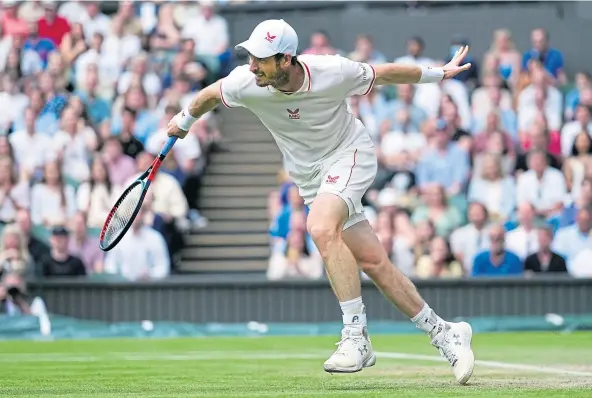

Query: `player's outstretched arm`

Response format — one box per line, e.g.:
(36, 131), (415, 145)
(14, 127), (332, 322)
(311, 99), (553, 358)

(167, 80), (223, 139)
(373, 45), (472, 86)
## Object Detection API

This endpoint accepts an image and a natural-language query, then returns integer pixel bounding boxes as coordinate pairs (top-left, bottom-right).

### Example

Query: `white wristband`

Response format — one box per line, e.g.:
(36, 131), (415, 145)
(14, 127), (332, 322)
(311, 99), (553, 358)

(175, 108), (198, 131)
(418, 65), (445, 84)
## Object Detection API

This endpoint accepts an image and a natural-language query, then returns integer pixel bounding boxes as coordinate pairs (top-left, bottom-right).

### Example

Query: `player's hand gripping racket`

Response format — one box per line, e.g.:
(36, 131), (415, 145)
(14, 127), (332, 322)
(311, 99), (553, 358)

(99, 137), (178, 251)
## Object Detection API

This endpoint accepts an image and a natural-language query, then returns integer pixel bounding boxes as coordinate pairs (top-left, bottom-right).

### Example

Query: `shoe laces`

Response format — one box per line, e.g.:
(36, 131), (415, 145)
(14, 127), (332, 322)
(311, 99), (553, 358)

(431, 329), (458, 366)
(334, 327), (364, 353)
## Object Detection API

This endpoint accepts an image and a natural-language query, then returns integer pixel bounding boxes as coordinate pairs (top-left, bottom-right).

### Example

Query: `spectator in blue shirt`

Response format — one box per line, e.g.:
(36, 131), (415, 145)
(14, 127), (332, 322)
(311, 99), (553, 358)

(380, 84), (427, 133)
(552, 206), (592, 270)
(416, 120), (470, 196)
(472, 223), (523, 276)
(522, 29), (566, 85)
(23, 22), (57, 69)
(559, 178), (592, 228)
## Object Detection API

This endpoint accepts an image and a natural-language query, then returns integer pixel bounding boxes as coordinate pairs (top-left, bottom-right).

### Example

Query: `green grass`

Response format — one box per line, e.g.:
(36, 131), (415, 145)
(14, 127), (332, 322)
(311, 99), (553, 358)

(1, 332), (591, 397)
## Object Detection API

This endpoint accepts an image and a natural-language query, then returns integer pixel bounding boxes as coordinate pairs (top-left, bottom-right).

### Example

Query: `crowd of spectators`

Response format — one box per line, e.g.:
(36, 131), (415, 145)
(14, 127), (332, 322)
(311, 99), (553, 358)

(0, 0), (232, 314)
(268, 28), (592, 280)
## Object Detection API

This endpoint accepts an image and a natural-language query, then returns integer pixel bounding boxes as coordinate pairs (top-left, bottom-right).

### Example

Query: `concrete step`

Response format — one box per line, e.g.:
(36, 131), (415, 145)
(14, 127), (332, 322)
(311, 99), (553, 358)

(221, 134), (269, 141)
(225, 142), (279, 153)
(200, 196), (268, 209)
(201, 208), (268, 221)
(182, 245), (269, 260)
(197, 220), (269, 233)
(201, 186), (276, 197)
(209, 152), (282, 164)
(179, 259), (268, 272)
(185, 233), (269, 246)
(207, 163), (278, 175)
(203, 174), (278, 187)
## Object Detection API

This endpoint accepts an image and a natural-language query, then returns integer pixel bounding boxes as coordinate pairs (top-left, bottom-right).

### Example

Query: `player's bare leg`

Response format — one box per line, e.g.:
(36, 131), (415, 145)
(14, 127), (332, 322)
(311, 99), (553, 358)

(306, 193), (376, 373)
(342, 220), (474, 384)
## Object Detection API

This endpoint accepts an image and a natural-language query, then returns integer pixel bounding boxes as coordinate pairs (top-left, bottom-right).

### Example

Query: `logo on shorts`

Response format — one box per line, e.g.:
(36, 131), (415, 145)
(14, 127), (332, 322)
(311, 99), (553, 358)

(325, 175), (339, 184)
(265, 32), (277, 43)
(287, 108), (300, 120)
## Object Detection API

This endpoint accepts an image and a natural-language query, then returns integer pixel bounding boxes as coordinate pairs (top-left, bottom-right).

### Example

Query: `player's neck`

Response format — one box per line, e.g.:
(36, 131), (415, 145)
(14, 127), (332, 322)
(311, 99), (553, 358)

(275, 63), (305, 94)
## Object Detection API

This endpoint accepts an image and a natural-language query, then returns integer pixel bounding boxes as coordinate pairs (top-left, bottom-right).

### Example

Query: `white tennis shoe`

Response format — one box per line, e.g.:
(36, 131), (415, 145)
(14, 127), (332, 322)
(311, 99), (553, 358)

(431, 321), (475, 384)
(323, 326), (376, 373)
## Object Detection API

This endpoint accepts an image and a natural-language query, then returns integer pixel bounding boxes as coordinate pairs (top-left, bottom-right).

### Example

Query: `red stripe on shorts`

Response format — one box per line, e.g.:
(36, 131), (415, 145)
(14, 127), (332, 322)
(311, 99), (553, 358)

(345, 149), (358, 187)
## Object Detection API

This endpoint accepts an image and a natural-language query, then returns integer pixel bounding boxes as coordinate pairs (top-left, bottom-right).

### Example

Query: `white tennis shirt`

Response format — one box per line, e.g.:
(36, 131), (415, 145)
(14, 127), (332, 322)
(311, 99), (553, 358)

(220, 54), (376, 183)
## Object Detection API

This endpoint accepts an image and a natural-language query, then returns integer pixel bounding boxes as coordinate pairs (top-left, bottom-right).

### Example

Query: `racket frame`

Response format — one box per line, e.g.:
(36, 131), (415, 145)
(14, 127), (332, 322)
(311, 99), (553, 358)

(99, 137), (178, 251)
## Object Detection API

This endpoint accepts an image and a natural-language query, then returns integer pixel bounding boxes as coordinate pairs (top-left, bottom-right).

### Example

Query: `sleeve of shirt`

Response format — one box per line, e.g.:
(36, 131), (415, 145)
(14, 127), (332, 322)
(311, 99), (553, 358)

(338, 56), (376, 97)
(219, 65), (251, 108)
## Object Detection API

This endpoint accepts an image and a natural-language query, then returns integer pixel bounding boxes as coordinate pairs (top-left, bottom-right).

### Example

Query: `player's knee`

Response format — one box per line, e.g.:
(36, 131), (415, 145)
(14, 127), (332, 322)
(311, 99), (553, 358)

(357, 252), (389, 276)
(307, 218), (340, 251)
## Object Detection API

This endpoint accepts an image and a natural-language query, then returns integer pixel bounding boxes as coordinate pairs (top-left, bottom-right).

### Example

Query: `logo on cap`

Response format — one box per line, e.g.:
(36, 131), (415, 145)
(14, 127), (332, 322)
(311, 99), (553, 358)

(265, 32), (277, 43)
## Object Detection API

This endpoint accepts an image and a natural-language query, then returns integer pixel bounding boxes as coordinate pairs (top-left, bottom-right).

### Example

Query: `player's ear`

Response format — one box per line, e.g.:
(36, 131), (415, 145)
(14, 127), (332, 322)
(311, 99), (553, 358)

(279, 53), (292, 67)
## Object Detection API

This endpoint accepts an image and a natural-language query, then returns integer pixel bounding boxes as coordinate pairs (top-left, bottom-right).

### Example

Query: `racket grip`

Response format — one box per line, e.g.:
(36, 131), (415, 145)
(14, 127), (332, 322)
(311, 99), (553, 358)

(160, 137), (178, 157)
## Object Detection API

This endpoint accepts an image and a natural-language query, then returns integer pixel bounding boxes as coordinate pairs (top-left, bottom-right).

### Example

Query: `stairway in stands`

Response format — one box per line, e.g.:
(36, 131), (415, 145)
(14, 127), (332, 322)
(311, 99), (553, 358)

(180, 108), (282, 273)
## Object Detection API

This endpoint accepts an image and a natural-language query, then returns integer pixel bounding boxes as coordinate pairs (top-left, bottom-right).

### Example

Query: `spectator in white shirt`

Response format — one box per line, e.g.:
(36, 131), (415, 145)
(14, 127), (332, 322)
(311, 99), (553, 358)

(52, 106), (97, 184)
(0, 75), (28, 134)
(471, 74), (514, 133)
(102, 14), (142, 73)
(505, 202), (540, 260)
(517, 64), (562, 133)
(468, 152), (516, 222)
(30, 160), (77, 227)
(58, 0), (88, 24)
(450, 202), (491, 274)
(9, 107), (54, 180)
(0, 156), (29, 224)
(561, 104), (592, 158)
(79, 1), (111, 44)
(117, 52), (162, 98)
(76, 155), (113, 229)
(516, 150), (567, 219)
(104, 205), (170, 281)
(181, 0), (229, 58)
(74, 33), (120, 98)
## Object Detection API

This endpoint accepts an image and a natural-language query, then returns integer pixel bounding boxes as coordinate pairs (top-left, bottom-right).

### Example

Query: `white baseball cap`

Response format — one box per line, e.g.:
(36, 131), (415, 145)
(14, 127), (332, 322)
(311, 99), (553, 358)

(235, 19), (298, 59)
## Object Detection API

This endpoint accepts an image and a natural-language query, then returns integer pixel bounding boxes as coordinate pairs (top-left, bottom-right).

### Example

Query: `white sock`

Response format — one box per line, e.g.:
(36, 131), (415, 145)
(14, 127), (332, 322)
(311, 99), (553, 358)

(340, 297), (366, 328)
(410, 302), (447, 338)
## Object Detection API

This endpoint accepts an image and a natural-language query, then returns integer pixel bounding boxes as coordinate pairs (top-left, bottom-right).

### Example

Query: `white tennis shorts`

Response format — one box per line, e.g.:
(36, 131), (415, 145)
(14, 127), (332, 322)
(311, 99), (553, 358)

(296, 147), (377, 230)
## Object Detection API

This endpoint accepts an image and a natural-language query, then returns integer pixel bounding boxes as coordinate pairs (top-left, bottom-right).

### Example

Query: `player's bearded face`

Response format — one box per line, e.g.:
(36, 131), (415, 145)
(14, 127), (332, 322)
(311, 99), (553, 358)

(250, 55), (290, 88)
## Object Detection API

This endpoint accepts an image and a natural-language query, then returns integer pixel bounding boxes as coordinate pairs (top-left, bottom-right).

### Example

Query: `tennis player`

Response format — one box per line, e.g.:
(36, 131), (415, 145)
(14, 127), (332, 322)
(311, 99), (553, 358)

(168, 19), (474, 384)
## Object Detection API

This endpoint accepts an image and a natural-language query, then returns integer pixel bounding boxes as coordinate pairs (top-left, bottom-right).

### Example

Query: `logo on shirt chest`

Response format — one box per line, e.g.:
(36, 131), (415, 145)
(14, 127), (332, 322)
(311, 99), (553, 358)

(287, 108), (300, 120)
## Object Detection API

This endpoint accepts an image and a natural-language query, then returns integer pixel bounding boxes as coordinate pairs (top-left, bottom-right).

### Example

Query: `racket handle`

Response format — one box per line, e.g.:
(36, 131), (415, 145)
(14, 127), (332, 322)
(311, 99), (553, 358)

(160, 136), (178, 157)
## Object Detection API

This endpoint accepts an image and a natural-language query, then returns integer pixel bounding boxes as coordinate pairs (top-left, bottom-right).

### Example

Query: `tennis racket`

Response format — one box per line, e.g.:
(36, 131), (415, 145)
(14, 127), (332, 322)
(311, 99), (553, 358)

(99, 136), (178, 251)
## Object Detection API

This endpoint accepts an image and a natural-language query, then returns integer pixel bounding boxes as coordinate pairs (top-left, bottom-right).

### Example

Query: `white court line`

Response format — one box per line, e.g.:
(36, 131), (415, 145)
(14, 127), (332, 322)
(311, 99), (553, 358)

(2, 351), (591, 377)
(376, 352), (592, 377)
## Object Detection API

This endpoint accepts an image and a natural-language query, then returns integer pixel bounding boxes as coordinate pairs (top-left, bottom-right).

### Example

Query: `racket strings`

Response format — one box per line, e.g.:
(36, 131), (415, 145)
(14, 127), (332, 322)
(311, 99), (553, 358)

(103, 183), (143, 246)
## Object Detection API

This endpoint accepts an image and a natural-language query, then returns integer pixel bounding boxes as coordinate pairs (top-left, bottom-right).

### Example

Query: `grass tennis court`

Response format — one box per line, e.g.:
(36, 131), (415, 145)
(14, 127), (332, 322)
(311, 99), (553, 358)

(2, 332), (591, 397)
